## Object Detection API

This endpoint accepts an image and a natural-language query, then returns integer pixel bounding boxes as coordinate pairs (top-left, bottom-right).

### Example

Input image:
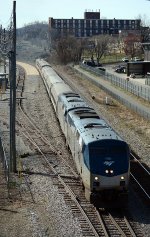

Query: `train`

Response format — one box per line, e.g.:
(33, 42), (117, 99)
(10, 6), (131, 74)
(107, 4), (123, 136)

(36, 59), (130, 208)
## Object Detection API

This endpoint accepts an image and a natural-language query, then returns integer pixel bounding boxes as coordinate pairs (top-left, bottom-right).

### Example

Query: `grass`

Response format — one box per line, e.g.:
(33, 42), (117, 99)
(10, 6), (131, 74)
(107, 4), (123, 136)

(82, 52), (125, 64)
(100, 53), (124, 64)
(82, 51), (144, 64)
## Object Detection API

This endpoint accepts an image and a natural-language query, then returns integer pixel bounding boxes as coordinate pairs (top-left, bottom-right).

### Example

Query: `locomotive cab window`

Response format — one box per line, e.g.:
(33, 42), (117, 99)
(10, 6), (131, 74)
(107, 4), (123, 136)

(85, 144), (129, 174)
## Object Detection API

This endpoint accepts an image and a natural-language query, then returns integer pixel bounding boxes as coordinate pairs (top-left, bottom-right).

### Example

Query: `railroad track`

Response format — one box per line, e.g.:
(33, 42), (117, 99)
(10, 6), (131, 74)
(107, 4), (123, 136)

(16, 107), (143, 236)
(100, 210), (131, 237)
(130, 151), (150, 206)
(16, 102), (105, 236)
(14, 65), (144, 236)
(97, 209), (144, 237)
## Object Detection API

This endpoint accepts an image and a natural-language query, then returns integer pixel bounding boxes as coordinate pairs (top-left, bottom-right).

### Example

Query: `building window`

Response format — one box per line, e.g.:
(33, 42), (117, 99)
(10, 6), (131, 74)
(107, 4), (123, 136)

(96, 20), (98, 27)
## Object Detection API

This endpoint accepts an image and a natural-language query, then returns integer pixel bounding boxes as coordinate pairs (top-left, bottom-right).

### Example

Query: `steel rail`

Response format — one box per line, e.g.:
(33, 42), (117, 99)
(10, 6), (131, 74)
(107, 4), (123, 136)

(131, 152), (150, 175)
(130, 173), (150, 200)
(16, 106), (79, 179)
(19, 128), (101, 237)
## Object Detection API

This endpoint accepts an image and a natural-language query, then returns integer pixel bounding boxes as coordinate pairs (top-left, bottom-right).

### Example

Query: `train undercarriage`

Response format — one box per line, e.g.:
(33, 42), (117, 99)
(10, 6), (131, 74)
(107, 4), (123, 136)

(85, 188), (128, 208)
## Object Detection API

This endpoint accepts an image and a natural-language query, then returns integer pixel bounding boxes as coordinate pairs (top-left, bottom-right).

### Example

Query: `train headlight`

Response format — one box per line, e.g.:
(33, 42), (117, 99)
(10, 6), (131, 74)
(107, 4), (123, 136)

(121, 176), (125, 180)
(105, 170), (109, 174)
(110, 170), (114, 174)
(94, 176), (99, 181)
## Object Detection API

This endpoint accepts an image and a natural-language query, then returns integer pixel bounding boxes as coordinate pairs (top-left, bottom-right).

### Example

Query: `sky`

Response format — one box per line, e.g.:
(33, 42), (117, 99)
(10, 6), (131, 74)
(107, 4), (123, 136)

(0, 0), (150, 28)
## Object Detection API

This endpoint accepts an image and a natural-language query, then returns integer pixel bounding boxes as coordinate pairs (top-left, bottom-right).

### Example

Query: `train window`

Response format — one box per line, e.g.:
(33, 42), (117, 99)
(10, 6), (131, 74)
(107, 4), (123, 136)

(89, 146), (128, 160)
(66, 95), (80, 98)
(80, 115), (99, 119)
(67, 95), (80, 98)
(90, 147), (106, 156)
(68, 99), (83, 102)
(64, 92), (79, 97)
(75, 108), (94, 114)
(84, 123), (107, 129)
(109, 147), (127, 155)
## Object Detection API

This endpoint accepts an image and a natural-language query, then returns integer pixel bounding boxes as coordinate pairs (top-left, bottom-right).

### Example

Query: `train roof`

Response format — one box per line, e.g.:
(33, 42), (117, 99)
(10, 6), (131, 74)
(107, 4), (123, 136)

(42, 67), (62, 79)
(36, 59), (51, 68)
(59, 95), (120, 142)
(78, 119), (121, 143)
(59, 93), (91, 113)
(68, 109), (122, 143)
(43, 69), (63, 85)
(51, 83), (73, 104)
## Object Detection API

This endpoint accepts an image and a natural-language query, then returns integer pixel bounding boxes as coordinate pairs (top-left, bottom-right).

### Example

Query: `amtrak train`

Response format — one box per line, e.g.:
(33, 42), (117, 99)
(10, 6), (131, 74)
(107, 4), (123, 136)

(36, 59), (130, 208)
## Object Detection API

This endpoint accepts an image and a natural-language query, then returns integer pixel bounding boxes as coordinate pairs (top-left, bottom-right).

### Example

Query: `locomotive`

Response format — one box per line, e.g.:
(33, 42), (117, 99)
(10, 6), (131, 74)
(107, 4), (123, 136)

(36, 59), (130, 208)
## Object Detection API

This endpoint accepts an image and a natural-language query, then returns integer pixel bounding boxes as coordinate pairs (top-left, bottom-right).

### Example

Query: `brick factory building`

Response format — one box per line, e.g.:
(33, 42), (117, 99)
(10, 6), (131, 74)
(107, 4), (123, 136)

(49, 10), (141, 38)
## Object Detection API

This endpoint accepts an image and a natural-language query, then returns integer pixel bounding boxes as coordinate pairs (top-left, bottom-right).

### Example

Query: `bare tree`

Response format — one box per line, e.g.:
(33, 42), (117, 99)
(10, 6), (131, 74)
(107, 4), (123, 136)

(136, 14), (150, 27)
(141, 27), (150, 43)
(54, 36), (85, 64)
(93, 35), (112, 64)
(123, 33), (142, 58)
(136, 14), (150, 42)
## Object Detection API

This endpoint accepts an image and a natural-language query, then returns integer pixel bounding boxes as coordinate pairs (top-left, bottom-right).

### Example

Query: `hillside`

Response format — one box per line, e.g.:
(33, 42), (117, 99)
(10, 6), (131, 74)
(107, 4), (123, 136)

(16, 22), (49, 63)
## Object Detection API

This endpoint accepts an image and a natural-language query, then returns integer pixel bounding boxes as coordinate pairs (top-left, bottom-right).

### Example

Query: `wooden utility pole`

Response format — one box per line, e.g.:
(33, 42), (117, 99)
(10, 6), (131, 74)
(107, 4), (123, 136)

(12, 0), (16, 172)
(3, 28), (7, 78)
(9, 1), (16, 172)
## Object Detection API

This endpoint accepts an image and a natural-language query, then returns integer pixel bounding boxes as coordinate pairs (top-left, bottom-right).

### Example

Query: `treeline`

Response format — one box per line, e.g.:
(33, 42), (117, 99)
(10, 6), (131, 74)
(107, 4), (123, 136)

(17, 21), (48, 40)
(17, 21), (114, 64)
(16, 21), (149, 64)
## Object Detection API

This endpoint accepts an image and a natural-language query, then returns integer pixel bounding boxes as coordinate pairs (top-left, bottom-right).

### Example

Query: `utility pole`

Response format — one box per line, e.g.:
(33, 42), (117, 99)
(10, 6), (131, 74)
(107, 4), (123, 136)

(9, 50), (13, 172)
(12, 0), (16, 172)
(9, 1), (16, 172)
(3, 28), (7, 78)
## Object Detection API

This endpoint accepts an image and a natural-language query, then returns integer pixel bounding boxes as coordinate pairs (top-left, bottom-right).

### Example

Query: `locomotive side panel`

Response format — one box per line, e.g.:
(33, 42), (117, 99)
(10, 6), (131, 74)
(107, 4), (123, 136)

(57, 98), (66, 134)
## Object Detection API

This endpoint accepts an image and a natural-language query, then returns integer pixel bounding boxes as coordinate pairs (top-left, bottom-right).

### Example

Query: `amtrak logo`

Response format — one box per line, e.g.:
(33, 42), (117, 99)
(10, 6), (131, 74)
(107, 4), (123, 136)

(103, 161), (115, 166)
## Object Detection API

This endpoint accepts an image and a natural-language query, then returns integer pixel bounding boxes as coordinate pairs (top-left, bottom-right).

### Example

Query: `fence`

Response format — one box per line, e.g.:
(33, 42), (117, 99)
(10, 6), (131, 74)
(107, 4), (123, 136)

(73, 64), (150, 120)
(145, 73), (150, 86)
(80, 63), (150, 102)
(0, 137), (9, 186)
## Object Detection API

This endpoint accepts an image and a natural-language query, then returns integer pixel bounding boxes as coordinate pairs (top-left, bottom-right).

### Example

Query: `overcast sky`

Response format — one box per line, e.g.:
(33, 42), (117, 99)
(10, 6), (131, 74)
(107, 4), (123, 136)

(1, 0), (150, 28)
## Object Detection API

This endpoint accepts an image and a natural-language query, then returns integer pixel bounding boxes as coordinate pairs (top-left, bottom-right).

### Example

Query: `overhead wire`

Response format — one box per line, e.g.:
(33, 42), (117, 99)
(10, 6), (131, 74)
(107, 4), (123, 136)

(0, 11), (14, 57)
